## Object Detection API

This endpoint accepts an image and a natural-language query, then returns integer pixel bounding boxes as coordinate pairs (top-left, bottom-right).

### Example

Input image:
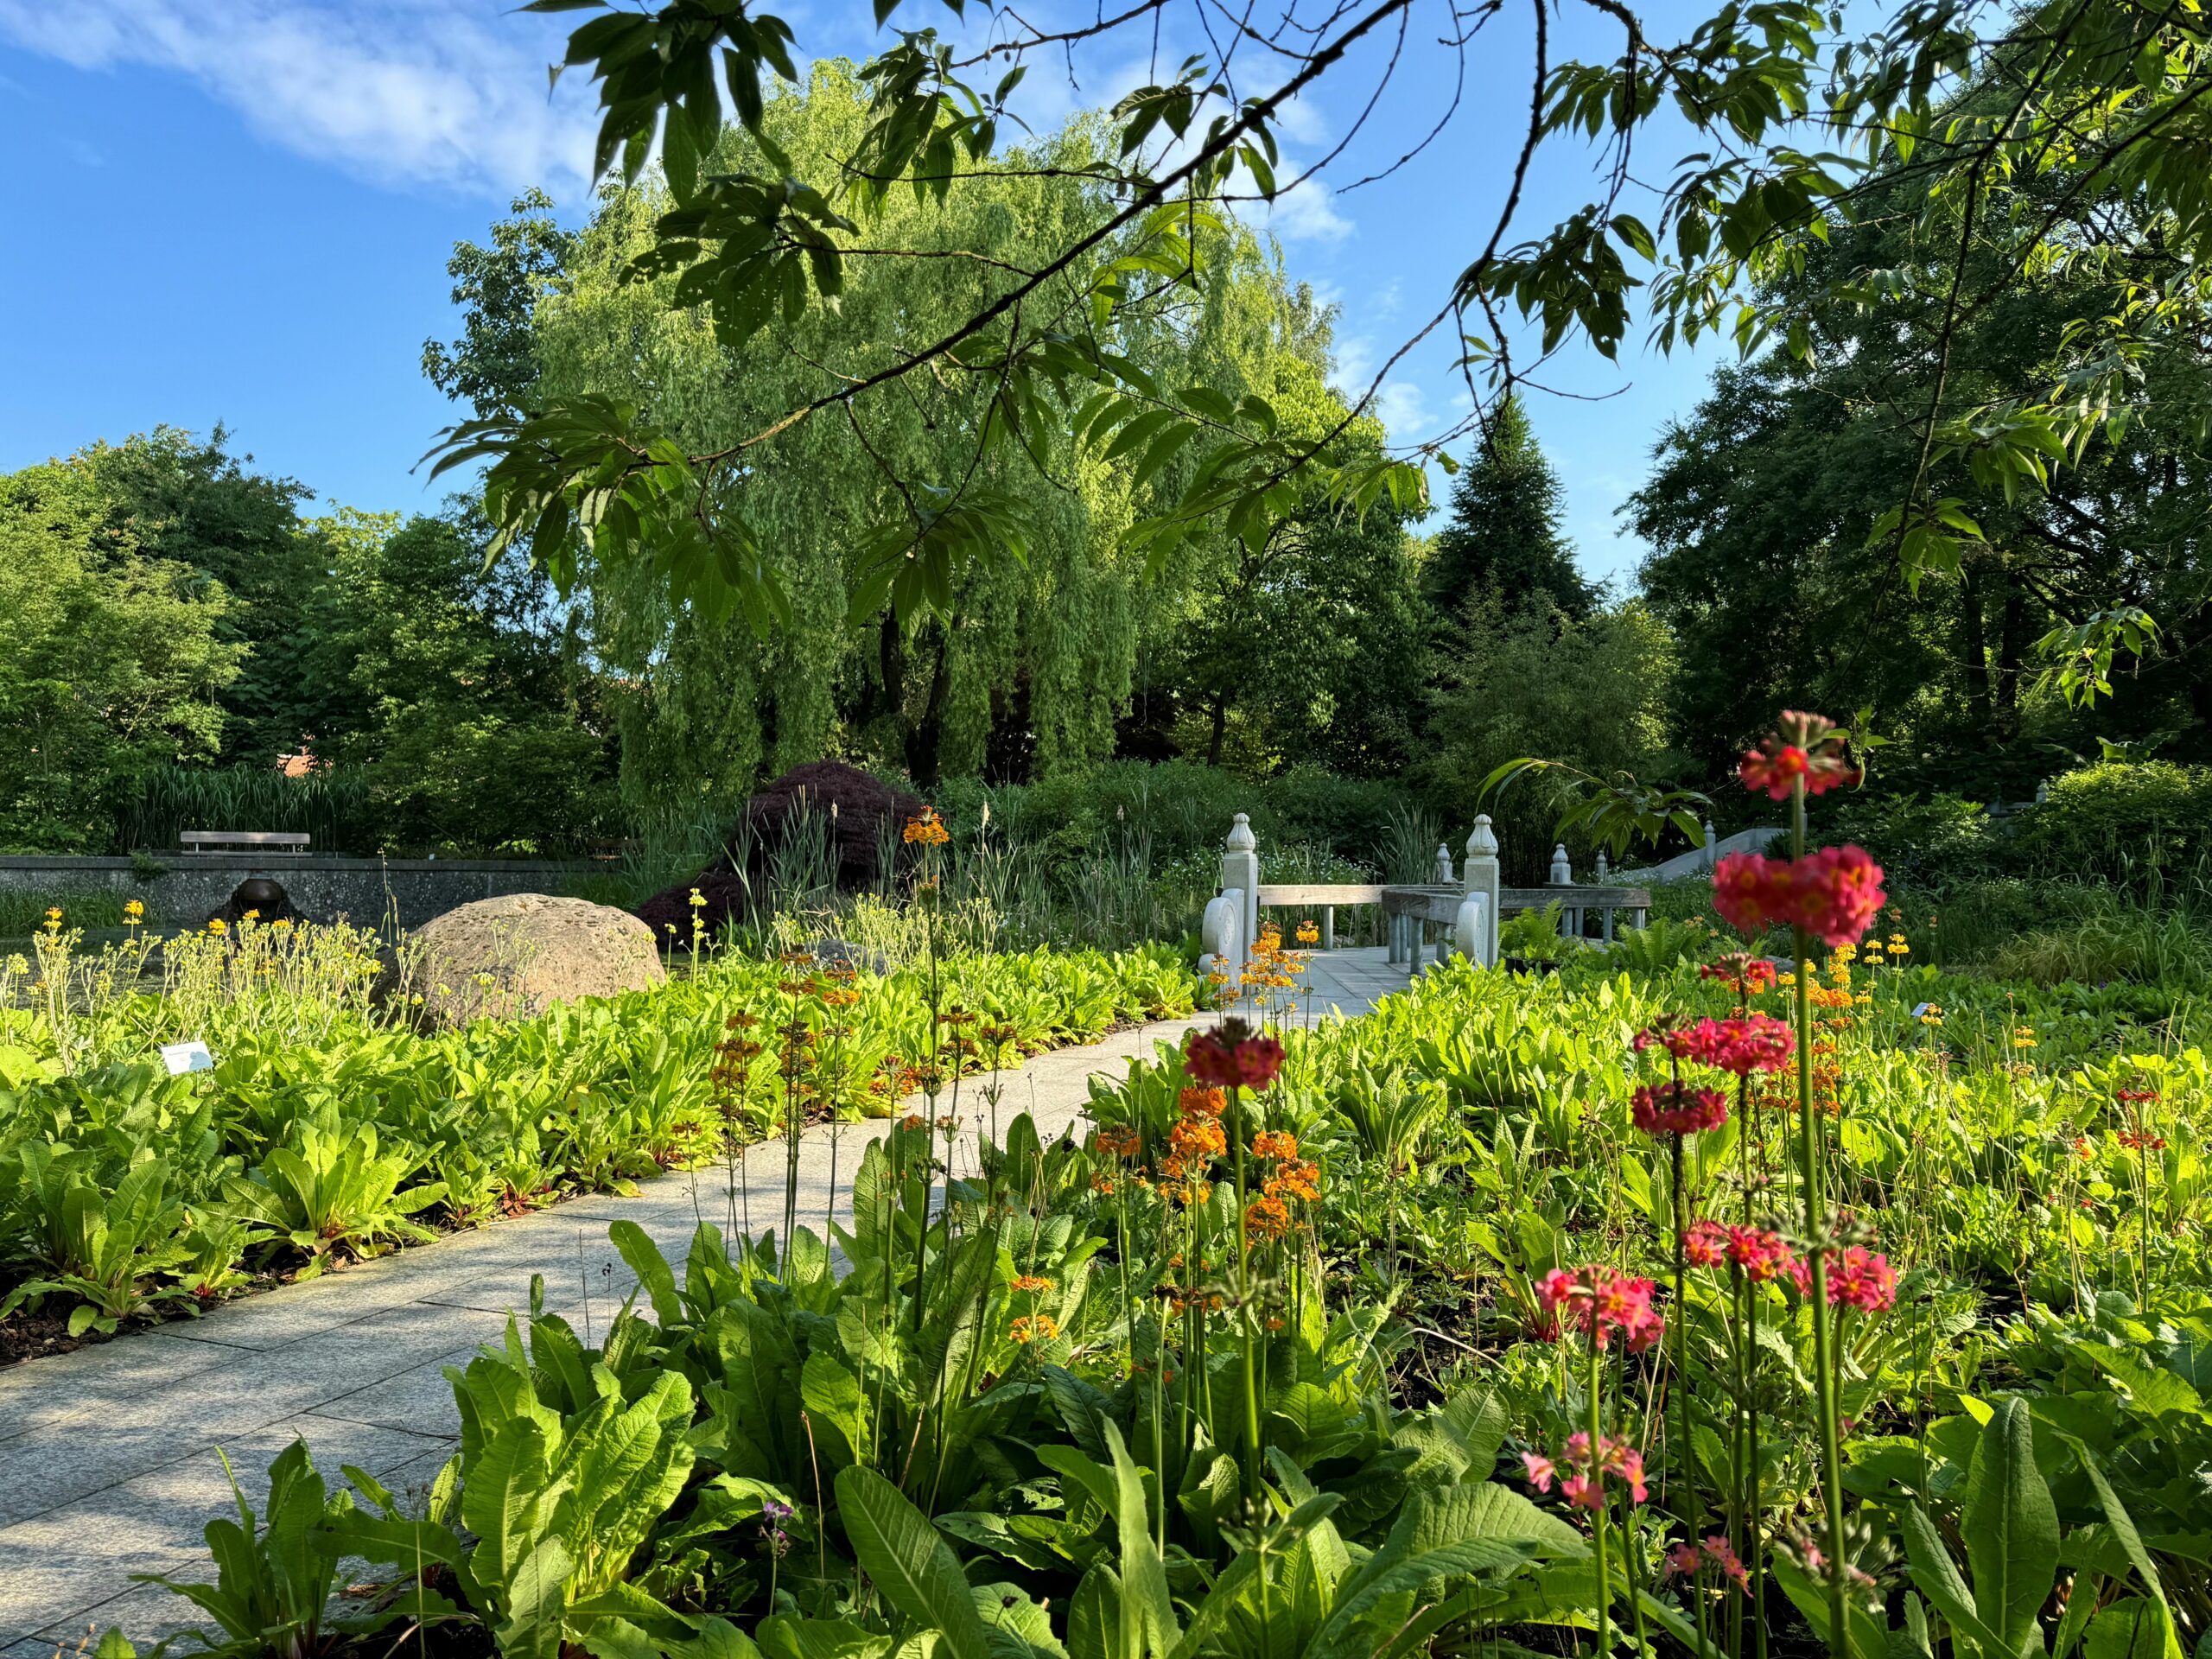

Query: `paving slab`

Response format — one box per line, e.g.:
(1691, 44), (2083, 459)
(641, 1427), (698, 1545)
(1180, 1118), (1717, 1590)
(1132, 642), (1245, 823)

(1, 958), (1405, 1645)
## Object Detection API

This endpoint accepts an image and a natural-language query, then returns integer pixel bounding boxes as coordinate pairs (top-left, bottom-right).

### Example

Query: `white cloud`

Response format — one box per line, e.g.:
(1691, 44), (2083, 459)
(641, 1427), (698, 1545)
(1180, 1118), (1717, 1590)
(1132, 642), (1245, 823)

(1373, 378), (1432, 440)
(1272, 90), (1328, 148)
(1331, 331), (1375, 393)
(0, 0), (1359, 244)
(1329, 340), (1439, 447)
(1261, 172), (1351, 242)
(0, 0), (595, 197)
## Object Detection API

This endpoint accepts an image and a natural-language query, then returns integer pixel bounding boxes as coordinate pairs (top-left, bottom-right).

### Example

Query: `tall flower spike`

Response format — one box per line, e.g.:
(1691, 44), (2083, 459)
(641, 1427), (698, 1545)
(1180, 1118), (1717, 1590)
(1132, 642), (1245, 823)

(1713, 847), (1886, 947)
(1740, 710), (1859, 800)
(1185, 1018), (1285, 1091)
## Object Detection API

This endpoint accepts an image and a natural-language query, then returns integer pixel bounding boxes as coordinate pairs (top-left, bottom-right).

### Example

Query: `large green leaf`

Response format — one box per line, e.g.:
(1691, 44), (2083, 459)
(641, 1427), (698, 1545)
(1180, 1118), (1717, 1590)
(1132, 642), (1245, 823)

(2065, 1436), (2181, 1656)
(798, 1352), (866, 1469)
(1902, 1505), (2008, 1657)
(1963, 1398), (2060, 1657)
(496, 1535), (576, 1659)
(2082, 1601), (2175, 1659)
(832, 1465), (995, 1659)
(462, 1418), (565, 1590)
(1065, 1566), (1122, 1659)
(1306, 1483), (1573, 1659)
(608, 1220), (683, 1329)
(1100, 1422), (1179, 1658)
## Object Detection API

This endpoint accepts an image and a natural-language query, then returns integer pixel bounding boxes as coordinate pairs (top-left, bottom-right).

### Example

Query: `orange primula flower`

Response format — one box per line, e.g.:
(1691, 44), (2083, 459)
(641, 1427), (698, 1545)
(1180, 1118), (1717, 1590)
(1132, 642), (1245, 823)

(1265, 1158), (1321, 1203)
(1091, 1125), (1142, 1160)
(1179, 1086), (1226, 1119)
(903, 809), (951, 846)
(1169, 1116), (1227, 1160)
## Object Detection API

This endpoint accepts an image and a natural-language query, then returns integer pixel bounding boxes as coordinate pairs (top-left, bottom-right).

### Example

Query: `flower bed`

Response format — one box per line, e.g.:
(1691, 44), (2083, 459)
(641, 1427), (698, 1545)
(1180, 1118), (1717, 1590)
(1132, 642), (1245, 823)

(0, 938), (1198, 1356)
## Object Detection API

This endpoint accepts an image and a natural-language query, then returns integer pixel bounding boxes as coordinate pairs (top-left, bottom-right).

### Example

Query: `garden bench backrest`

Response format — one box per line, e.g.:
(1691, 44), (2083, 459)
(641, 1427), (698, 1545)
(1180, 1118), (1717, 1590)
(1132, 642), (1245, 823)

(179, 830), (310, 853)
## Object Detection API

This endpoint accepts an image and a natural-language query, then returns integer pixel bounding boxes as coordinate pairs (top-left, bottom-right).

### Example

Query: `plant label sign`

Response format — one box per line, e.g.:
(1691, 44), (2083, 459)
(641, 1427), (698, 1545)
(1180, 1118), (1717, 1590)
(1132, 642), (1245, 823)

(161, 1040), (215, 1075)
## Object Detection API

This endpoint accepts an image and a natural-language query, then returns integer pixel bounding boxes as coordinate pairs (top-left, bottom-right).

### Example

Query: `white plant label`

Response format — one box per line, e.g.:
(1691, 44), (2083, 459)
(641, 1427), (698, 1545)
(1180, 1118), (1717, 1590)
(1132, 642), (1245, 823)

(161, 1040), (215, 1075)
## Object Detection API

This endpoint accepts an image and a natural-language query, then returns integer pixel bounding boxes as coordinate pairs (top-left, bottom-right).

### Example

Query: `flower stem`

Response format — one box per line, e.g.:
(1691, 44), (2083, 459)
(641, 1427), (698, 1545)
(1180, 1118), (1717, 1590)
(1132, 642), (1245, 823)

(1791, 784), (1847, 1652)
(1589, 1333), (1611, 1656)
(1233, 1089), (1262, 1502)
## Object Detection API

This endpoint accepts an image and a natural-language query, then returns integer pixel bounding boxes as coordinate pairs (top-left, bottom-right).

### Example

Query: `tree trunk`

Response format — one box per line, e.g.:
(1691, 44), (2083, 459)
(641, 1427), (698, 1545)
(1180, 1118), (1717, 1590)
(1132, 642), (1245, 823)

(1993, 571), (2030, 739)
(1957, 562), (1992, 733)
(906, 626), (953, 788)
(1206, 694), (1230, 767)
(878, 614), (906, 726)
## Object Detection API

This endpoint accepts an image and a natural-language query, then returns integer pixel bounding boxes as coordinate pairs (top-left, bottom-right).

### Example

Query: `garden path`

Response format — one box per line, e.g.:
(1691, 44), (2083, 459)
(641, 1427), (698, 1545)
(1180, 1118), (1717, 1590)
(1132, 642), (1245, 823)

(0, 950), (1402, 1654)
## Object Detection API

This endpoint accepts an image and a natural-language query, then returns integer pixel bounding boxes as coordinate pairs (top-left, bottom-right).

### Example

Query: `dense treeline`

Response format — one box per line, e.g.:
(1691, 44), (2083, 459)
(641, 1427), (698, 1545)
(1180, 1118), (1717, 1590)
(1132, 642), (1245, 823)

(9, 57), (2209, 874)
(1631, 75), (2212, 808)
(0, 433), (616, 855)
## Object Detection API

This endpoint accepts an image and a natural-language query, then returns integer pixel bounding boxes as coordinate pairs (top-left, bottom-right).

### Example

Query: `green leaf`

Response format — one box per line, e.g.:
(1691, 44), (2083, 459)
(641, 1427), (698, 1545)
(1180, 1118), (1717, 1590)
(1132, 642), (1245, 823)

(1100, 1422), (1178, 1657)
(1902, 1505), (2006, 1656)
(497, 1536), (577, 1659)
(2085, 1601), (2175, 1659)
(832, 1465), (995, 1659)
(1066, 1566), (1122, 1659)
(608, 1220), (682, 1329)
(1961, 1398), (2060, 1656)
(2066, 1436), (2175, 1627)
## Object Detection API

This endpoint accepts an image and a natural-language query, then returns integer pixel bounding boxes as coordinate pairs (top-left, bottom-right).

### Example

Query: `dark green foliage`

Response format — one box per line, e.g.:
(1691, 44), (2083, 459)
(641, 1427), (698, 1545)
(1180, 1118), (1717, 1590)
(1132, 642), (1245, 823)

(2017, 762), (2212, 886)
(302, 508), (619, 856)
(56, 429), (329, 769)
(113, 766), (372, 855)
(1425, 397), (1597, 624)
(421, 188), (575, 421)
(1156, 497), (1428, 778)
(0, 444), (243, 852)
(1632, 137), (2212, 795)
(931, 758), (1400, 873)
(1425, 598), (1681, 883)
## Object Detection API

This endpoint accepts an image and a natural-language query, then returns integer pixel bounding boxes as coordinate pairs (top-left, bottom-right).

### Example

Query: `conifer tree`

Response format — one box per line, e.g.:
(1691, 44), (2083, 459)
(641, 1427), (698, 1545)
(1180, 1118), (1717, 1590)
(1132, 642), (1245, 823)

(1426, 397), (1596, 622)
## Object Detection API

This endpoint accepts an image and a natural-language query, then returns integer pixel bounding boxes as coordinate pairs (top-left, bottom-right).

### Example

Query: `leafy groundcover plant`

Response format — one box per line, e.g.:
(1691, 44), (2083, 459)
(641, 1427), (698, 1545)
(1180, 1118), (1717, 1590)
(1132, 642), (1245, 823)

(99, 717), (2212, 1654)
(0, 938), (1198, 1351)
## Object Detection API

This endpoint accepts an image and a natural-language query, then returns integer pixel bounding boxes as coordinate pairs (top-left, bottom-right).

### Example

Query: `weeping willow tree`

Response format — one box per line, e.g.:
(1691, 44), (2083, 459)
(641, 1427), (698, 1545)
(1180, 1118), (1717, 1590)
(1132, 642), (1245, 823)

(526, 64), (1372, 815)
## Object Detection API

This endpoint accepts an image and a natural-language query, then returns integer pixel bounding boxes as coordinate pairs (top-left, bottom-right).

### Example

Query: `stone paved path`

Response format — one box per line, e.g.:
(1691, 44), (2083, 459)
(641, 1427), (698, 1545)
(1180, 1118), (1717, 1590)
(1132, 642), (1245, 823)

(0, 951), (1404, 1654)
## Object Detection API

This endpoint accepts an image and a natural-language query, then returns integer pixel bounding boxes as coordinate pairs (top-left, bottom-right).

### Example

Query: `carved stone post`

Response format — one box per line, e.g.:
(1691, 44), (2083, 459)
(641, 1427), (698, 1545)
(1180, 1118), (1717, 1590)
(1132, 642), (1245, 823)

(1461, 815), (1501, 969)
(1222, 812), (1259, 970)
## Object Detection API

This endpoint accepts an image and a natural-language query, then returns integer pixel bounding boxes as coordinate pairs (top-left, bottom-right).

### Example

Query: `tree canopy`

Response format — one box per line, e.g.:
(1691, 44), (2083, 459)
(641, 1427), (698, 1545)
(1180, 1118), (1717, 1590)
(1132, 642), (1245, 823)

(1633, 53), (2212, 798)
(425, 67), (1427, 812)
(395, 0), (2210, 732)
(0, 445), (243, 852)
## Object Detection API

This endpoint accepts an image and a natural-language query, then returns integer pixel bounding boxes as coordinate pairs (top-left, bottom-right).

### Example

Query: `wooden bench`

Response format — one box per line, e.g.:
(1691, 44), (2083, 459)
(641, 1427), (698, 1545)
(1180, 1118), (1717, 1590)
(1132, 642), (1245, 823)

(1253, 882), (1386, 950)
(180, 830), (310, 855)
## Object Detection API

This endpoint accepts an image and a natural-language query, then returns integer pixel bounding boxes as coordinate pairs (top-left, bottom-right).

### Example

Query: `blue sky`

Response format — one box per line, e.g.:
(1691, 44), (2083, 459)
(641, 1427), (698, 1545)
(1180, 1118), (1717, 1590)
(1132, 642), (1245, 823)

(0, 1), (1732, 582)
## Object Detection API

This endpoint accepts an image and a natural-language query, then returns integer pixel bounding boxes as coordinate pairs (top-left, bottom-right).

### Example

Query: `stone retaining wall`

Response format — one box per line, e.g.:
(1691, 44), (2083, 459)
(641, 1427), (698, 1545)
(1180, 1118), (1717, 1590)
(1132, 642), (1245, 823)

(0, 855), (596, 931)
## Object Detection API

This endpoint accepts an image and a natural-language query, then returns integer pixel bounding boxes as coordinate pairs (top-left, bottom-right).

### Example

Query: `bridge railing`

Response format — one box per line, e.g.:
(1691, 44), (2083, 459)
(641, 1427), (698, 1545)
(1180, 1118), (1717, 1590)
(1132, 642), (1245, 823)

(1198, 812), (1651, 978)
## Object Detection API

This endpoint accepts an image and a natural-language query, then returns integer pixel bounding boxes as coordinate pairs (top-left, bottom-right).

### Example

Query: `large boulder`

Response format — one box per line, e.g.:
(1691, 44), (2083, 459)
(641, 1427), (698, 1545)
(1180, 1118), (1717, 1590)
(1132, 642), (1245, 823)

(408, 893), (665, 1027)
(636, 760), (929, 938)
